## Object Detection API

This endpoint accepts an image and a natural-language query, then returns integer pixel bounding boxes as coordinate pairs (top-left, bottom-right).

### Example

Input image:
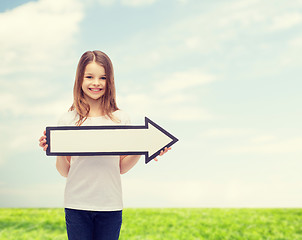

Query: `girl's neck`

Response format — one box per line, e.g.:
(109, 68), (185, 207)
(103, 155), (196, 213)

(86, 98), (104, 117)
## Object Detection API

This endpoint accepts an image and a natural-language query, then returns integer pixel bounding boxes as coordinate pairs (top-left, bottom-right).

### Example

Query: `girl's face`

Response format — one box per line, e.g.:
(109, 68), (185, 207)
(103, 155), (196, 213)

(82, 61), (106, 101)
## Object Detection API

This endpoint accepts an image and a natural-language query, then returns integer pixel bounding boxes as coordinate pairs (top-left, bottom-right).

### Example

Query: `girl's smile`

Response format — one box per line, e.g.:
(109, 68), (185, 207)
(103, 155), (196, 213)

(89, 87), (103, 93)
(88, 88), (103, 94)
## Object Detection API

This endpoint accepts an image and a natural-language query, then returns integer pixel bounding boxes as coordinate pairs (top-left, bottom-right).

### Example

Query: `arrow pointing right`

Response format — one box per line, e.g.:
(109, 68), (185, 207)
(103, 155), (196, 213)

(142, 117), (179, 163)
(46, 117), (178, 164)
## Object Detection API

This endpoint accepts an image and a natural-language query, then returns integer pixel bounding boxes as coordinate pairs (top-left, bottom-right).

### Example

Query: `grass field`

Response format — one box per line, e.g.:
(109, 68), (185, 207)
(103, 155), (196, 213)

(0, 208), (302, 239)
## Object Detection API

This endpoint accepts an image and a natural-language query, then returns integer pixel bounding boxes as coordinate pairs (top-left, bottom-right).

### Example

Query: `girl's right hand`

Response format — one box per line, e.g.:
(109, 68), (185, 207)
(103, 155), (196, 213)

(39, 130), (48, 151)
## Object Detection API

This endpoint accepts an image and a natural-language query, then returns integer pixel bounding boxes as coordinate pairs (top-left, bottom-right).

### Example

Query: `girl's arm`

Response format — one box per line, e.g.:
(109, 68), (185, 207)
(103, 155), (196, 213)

(119, 155), (141, 174)
(56, 156), (71, 177)
(119, 147), (171, 174)
(39, 130), (71, 177)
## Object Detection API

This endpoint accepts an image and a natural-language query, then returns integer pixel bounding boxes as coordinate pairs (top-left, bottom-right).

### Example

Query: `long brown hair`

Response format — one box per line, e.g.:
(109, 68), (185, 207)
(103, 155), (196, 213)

(69, 50), (119, 125)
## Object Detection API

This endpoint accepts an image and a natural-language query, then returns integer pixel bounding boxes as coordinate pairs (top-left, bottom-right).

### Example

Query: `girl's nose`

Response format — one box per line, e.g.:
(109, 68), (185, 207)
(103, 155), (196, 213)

(92, 78), (101, 85)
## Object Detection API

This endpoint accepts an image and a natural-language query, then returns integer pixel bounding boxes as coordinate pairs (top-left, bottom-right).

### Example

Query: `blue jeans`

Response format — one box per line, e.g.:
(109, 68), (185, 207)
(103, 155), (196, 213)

(65, 208), (122, 240)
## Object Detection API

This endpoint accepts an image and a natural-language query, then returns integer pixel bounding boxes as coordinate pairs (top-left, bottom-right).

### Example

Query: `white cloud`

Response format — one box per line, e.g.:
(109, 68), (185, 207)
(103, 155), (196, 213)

(122, 177), (302, 208)
(250, 135), (277, 143)
(217, 0), (302, 33)
(111, 0), (302, 78)
(278, 32), (302, 67)
(203, 128), (254, 138)
(289, 35), (302, 47)
(269, 12), (302, 31)
(170, 0), (302, 55)
(0, 91), (71, 117)
(120, 94), (214, 122)
(224, 137), (302, 155)
(167, 106), (213, 121)
(97, 0), (116, 6)
(111, 0), (265, 69)
(122, 178), (217, 207)
(118, 69), (216, 122)
(121, 0), (157, 7)
(156, 70), (216, 94)
(177, 0), (189, 4)
(97, 0), (157, 7)
(202, 127), (302, 155)
(0, 182), (65, 207)
(185, 36), (200, 49)
(197, 124), (302, 168)
(0, 0), (83, 75)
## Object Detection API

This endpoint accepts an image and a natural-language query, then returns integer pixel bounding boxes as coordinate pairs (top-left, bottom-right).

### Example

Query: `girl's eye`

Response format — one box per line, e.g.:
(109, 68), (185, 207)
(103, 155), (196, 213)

(101, 77), (106, 80)
(85, 76), (92, 79)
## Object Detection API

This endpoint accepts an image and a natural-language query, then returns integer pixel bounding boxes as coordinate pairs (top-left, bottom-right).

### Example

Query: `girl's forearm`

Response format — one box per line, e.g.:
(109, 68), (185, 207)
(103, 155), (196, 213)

(56, 156), (70, 177)
(120, 155), (141, 174)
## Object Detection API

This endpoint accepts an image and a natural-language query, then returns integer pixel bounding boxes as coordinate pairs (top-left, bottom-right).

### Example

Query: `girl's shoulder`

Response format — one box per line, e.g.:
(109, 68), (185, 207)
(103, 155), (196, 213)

(57, 110), (79, 126)
(113, 109), (131, 125)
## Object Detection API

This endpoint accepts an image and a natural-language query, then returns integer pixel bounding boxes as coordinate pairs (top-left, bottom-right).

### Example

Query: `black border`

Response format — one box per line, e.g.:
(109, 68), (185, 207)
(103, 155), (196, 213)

(46, 117), (178, 164)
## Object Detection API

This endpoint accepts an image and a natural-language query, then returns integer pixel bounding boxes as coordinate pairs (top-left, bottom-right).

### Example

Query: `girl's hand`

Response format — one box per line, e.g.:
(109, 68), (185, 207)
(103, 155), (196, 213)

(154, 147), (171, 162)
(39, 130), (48, 151)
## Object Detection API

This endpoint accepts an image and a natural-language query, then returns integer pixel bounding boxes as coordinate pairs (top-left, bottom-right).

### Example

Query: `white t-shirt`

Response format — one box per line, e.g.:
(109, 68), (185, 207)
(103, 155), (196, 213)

(57, 110), (131, 211)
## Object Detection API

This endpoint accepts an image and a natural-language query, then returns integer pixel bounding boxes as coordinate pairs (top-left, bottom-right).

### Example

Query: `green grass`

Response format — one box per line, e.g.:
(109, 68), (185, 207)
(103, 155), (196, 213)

(1, 208), (302, 239)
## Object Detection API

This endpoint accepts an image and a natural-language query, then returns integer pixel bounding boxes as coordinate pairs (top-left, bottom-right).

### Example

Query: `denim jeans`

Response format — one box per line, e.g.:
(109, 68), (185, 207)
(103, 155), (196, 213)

(65, 208), (122, 240)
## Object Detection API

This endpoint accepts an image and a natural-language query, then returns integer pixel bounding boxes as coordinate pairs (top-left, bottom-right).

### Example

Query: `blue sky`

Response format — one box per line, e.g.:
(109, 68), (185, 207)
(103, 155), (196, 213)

(0, 0), (301, 208)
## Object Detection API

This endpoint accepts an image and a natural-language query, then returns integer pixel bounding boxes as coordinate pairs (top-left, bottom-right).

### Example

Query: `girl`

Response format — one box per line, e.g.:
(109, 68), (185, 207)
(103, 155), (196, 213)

(39, 50), (170, 240)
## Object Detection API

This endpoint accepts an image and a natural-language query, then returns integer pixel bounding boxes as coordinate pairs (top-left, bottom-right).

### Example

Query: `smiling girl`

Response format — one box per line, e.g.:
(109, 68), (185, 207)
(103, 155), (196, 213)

(39, 50), (170, 240)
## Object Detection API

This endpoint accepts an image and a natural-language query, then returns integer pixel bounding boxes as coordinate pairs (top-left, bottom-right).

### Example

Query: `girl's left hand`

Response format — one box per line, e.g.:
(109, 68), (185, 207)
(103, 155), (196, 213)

(154, 147), (171, 162)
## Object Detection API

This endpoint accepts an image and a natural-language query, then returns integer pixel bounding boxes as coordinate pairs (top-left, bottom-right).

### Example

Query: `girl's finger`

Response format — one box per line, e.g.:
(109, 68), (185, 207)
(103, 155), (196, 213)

(164, 147), (171, 153)
(39, 135), (47, 142)
(155, 146), (172, 160)
(162, 147), (168, 154)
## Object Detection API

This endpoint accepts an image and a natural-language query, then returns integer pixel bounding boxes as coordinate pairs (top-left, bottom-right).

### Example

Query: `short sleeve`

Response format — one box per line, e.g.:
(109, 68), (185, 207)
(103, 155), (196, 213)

(122, 111), (131, 125)
(57, 110), (79, 126)
(113, 110), (131, 125)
